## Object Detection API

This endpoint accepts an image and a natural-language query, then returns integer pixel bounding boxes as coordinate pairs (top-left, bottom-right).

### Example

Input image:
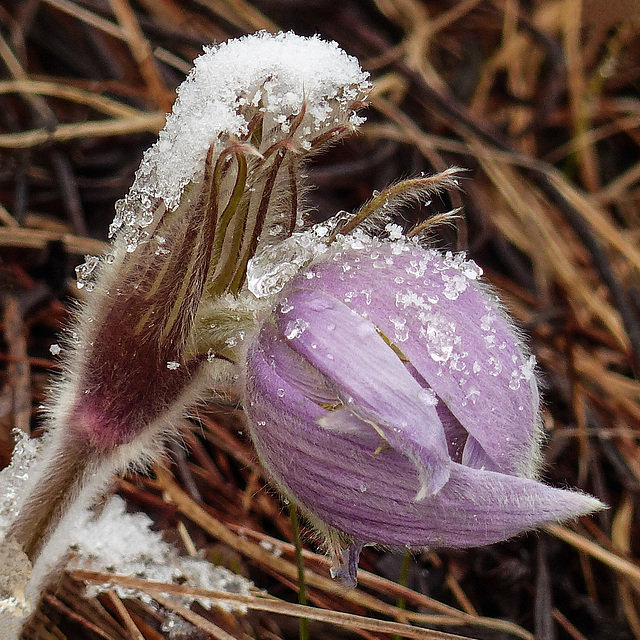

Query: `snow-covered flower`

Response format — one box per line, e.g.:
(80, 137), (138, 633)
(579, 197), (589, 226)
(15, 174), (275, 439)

(244, 236), (603, 586)
(1, 31), (369, 624)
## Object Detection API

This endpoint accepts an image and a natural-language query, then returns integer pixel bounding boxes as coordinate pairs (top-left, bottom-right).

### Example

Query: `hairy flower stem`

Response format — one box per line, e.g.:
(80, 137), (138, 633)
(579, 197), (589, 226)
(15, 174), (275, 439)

(289, 504), (310, 640)
(5, 144), (221, 572)
(6, 445), (98, 562)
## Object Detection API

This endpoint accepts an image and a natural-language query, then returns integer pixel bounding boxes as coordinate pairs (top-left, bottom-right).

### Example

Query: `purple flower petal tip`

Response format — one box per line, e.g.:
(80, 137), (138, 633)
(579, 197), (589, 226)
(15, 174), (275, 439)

(329, 541), (362, 588)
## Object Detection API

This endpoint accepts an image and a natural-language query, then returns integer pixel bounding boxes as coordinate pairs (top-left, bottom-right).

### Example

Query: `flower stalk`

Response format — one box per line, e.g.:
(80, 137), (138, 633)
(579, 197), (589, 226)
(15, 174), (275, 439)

(289, 504), (310, 640)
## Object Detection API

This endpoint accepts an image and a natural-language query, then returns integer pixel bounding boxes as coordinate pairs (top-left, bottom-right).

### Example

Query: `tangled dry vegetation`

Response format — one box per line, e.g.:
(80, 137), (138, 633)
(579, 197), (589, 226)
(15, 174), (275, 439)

(0, 1), (639, 638)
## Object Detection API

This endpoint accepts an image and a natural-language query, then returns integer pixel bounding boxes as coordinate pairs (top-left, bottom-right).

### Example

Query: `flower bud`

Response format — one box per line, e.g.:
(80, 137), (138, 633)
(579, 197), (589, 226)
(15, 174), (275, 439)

(4, 31), (370, 594)
(244, 235), (603, 586)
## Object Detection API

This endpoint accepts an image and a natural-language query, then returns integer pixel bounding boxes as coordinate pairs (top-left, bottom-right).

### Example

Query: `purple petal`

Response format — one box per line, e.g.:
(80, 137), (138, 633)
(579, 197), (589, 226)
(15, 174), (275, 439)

(281, 242), (540, 477)
(274, 288), (451, 497)
(329, 541), (362, 588)
(245, 333), (603, 548)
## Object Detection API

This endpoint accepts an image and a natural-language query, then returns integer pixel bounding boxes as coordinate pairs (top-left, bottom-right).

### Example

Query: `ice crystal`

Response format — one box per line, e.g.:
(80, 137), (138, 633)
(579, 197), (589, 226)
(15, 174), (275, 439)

(0, 431), (39, 541)
(247, 229), (332, 298)
(75, 255), (101, 290)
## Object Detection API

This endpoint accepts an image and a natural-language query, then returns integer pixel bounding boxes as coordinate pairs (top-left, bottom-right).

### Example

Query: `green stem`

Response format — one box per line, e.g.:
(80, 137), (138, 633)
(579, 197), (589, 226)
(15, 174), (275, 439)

(393, 551), (411, 640)
(289, 503), (310, 640)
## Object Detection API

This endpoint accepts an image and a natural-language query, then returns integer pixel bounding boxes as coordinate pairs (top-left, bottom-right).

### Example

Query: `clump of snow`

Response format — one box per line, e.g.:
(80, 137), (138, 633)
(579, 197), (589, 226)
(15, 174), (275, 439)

(0, 432), (251, 629)
(0, 430), (40, 541)
(110, 31), (371, 249)
(0, 431), (40, 622)
(67, 495), (252, 612)
(0, 538), (31, 620)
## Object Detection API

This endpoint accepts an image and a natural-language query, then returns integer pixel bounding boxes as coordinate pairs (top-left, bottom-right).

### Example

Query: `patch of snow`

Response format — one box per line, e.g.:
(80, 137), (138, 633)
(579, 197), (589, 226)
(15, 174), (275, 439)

(110, 32), (370, 251)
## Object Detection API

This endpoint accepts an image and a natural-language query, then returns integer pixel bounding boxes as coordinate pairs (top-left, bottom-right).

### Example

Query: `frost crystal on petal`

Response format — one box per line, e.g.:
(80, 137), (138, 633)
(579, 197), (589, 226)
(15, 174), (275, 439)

(247, 229), (331, 298)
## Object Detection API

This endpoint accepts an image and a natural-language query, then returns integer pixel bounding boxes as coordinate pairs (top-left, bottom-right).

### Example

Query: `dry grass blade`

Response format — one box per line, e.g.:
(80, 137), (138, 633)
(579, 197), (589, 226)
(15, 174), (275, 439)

(42, 0), (125, 39)
(0, 227), (107, 255)
(472, 143), (628, 346)
(72, 571), (483, 640)
(562, 0), (600, 191)
(151, 593), (239, 640)
(41, 592), (122, 640)
(191, 0), (278, 32)
(102, 591), (145, 640)
(371, 93), (640, 275)
(611, 494), (640, 638)
(108, 0), (172, 111)
(228, 527), (532, 639)
(545, 523), (640, 586)
(0, 113), (165, 148)
(0, 80), (148, 118)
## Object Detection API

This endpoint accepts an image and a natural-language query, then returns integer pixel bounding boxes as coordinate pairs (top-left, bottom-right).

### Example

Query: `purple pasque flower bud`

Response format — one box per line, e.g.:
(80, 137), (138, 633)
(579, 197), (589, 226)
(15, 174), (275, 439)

(244, 235), (603, 586)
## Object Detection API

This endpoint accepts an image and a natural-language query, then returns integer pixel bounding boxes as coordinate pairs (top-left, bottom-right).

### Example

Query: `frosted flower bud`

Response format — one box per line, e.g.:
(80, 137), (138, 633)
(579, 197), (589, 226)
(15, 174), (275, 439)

(3, 32), (370, 602)
(244, 238), (603, 586)
(110, 31), (371, 251)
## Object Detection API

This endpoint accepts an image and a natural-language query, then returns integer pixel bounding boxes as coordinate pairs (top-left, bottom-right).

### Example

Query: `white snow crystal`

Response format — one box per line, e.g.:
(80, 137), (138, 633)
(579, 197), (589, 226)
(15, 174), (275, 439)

(110, 32), (370, 249)
(0, 432), (40, 623)
(67, 495), (252, 612)
(0, 432), (252, 631)
(385, 223), (404, 240)
(0, 431), (40, 541)
(284, 318), (310, 340)
(247, 228), (331, 298)
(75, 255), (101, 290)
